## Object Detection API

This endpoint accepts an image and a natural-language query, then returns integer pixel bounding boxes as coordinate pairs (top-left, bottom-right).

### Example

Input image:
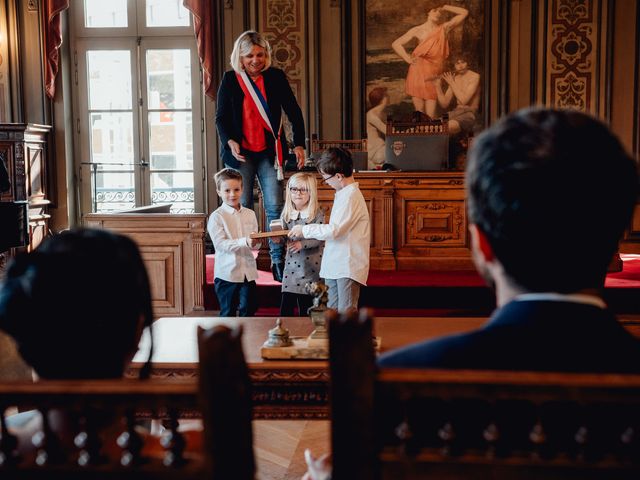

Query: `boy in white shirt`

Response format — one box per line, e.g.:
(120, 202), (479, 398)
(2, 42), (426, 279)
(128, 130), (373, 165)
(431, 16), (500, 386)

(207, 168), (260, 316)
(288, 148), (370, 311)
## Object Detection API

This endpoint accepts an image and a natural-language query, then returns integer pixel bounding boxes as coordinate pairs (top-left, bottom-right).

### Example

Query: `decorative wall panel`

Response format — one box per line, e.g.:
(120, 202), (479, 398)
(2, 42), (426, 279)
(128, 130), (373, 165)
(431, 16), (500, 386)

(547, 0), (598, 111)
(260, 0), (304, 99)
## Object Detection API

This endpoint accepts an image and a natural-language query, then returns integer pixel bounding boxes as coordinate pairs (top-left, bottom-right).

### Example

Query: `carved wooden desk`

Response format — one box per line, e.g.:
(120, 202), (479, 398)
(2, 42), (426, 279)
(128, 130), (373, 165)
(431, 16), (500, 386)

(129, 316), (486, 419)
(130, 316), (640, 420)
(256, 171), (472, 271)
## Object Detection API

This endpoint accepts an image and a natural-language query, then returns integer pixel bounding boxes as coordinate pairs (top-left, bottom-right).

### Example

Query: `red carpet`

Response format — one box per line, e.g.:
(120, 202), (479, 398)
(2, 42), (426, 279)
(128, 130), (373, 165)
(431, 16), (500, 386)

(204, 254), (640, 315)
(605, 254), (640, 288)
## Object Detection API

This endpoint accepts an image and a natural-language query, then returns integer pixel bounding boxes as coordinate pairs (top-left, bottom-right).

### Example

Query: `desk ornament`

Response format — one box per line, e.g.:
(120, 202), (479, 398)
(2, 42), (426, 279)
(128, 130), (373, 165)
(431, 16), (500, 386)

(305, 281), (329, 347)
(263, 318), (293, 348)
(260, 317), (329, 360)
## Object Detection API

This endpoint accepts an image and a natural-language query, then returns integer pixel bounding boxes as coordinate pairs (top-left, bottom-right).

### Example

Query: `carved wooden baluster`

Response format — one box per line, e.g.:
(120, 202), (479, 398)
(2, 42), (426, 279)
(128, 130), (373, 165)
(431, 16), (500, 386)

(619, 426), (638, 462)
(160, 408), (185, 467)
(74, 411), (104, 466)
(528, 417), (547, 460)
(0, 406), (20, 466)
(483, 421), (500, 458)
(31, 408), (64, 466)
(574, 425), (589, 461)
(395, 415), (416, 456)
(438, 420), (457, 457)
(117, 408), (144, 467)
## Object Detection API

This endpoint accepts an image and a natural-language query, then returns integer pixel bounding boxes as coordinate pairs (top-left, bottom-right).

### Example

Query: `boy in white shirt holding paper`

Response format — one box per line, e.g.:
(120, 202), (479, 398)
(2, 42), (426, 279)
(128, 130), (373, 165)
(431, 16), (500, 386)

(207, 168), (260, 316)
(288, 147), (370, 312)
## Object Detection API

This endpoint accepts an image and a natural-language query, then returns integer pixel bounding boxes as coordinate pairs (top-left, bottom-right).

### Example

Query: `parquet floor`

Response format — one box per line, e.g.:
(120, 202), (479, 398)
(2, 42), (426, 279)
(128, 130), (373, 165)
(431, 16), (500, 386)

(253, 420), (330, 480)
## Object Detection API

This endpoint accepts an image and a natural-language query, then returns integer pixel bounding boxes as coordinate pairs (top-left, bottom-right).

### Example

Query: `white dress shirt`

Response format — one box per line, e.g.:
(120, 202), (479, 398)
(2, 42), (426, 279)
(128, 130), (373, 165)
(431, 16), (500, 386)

(207, 203), (259, 282)
(302, 182), (370, 285)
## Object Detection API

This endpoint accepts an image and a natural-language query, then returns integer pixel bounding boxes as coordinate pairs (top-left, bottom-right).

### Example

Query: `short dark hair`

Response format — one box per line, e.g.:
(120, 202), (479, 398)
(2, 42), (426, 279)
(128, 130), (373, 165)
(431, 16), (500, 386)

(466, 108), (638, 292)
(0, 228), (153, 379)
(368, 87), (388, 108)
(316, 147), (353, 177)
(215, 167), (243, 190)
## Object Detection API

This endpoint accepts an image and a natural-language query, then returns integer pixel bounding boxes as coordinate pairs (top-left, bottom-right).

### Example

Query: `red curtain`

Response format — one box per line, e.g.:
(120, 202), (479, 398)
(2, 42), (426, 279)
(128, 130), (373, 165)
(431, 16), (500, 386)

(43, 0), (69, 99)
(183, 0), (219, 100)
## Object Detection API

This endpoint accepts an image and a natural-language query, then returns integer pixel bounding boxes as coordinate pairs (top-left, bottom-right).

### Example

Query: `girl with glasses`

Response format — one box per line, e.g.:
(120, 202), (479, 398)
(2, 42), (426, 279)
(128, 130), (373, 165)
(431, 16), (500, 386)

(278, 173), (325, 316)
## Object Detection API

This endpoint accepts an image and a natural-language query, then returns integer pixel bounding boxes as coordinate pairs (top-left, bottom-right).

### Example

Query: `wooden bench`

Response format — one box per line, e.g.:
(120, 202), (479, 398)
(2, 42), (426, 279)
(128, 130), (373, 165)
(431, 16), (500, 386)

(329, 309), (640, 480)
(0, 325), (254, 479)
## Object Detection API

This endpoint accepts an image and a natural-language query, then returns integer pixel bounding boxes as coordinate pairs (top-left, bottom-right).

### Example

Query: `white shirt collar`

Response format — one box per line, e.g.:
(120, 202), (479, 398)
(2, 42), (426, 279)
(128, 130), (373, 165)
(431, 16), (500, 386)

(290, 207), (311, 220)
(514, 292), (606, 309)
(220, 202), (242, 214)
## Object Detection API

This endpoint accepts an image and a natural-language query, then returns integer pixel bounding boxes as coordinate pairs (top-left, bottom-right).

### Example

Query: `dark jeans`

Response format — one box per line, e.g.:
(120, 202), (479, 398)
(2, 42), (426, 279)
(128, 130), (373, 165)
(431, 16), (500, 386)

(280, 292), (314, 316)
(214, 277), (258, 317)
(234, 150), (284, 264)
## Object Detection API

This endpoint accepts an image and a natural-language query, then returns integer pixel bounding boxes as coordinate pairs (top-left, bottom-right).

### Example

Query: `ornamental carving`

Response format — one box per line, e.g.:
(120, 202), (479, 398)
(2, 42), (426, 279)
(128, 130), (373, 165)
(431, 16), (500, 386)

(261, 0), (303, 99)
(406, 202), (465, 246)
(548, 0), (595, 111)
(250, 369), (328, 382)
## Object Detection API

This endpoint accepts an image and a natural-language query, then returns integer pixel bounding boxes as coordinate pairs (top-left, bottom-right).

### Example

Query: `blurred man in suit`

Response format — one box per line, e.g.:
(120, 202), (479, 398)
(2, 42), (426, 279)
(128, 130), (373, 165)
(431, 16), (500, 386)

(379, 108), (640, 371)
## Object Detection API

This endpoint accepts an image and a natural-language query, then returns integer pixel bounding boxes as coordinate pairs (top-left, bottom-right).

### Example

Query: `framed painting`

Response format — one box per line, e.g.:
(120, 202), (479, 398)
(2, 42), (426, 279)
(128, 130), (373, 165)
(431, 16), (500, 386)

(364, 0), (489, 169)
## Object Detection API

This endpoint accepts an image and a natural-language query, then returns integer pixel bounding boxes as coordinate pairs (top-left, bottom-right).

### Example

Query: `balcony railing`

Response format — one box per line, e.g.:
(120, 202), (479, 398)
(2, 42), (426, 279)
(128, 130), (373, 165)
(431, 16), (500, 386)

(94, 187), (195, 214)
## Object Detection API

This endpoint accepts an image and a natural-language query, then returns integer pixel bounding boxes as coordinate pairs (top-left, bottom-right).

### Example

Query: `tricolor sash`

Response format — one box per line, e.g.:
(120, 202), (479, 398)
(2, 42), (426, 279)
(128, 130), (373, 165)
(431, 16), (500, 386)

(237, 71), (284, 180)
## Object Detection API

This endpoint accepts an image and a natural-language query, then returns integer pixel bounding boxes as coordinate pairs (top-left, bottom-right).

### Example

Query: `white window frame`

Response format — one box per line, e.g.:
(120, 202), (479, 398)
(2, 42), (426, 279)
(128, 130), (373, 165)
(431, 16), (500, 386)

(71, 0), (205, 215)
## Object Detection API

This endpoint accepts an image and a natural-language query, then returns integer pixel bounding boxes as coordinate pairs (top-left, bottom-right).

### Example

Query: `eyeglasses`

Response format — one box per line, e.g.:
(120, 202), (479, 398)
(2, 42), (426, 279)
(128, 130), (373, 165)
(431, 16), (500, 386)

(289, 187), (309, 194)
(321, 173), (337, 184)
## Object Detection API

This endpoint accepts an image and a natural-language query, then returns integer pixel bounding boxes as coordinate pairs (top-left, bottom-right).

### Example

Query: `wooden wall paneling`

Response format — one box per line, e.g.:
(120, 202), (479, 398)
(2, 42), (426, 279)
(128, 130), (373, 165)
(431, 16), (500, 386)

(318, 0), (343, 139)
(611, 1), (640, 249)
(534, 0), (550, 106)
(83, 213), (207, 316)
(307, 0), (319, 142)
(497, 0), (510, 117)
(142, 247), (180, 315)
(393, 174), (471, 270)
(508, 0), (534, 111)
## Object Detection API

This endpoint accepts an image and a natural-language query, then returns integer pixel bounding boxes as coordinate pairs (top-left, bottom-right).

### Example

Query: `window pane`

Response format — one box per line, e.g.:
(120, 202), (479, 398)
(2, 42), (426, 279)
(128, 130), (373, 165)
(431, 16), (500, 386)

(87, 51), (132, 110)
(146, 0), (190, 27)
(147, 49), (192, 109)
(148, 112), (193, 169)
(90, 113), (134, 164)
(95, 170), (135, 212)
(151, 172), (194, 213)
(84, 0), (128, 28)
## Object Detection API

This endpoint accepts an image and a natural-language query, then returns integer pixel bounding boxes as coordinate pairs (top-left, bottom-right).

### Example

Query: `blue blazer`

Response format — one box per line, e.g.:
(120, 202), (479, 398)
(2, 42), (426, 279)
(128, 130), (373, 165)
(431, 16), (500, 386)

(378, 300), (640, 372)
(215, 67), (306, 169)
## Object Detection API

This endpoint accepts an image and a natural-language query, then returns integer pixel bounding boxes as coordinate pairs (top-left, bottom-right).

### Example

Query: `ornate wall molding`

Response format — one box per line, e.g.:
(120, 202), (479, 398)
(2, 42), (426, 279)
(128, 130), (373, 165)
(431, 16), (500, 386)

(261, 0), (303, 99)
(548, 0), (597, 111)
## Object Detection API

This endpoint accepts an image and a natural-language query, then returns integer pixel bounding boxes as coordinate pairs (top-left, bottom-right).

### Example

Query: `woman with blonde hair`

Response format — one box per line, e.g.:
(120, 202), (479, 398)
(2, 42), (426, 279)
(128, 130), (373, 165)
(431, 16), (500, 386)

(216, 30), (307, 283)
(278, 173), (324, 316)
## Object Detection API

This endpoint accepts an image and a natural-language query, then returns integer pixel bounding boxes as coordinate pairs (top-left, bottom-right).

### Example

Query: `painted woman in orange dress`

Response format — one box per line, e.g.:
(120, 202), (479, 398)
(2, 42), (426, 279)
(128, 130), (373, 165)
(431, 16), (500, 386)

(392, 4), (469, 117)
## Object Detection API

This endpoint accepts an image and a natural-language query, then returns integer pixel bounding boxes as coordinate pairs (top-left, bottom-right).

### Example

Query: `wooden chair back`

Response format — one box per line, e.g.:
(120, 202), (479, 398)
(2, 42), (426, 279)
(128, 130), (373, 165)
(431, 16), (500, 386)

(328, 309), (640, 480)
(0, 324), (254, 480)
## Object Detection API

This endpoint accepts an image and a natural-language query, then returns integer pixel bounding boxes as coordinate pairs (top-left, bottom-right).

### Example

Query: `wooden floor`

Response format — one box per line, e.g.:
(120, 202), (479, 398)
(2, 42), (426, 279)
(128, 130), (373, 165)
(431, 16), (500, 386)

(254, 420), (329, 480)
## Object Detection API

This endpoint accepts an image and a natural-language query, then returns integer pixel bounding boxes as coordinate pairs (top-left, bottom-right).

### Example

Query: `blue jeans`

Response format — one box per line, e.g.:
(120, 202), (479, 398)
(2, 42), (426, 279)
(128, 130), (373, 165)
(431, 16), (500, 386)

(214, 277), (258, 317)
(234, 150), (284, 264)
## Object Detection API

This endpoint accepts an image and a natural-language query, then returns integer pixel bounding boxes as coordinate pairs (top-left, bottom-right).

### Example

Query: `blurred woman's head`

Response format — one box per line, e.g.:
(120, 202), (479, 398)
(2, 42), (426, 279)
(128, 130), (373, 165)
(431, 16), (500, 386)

(0, 228), (153, 379)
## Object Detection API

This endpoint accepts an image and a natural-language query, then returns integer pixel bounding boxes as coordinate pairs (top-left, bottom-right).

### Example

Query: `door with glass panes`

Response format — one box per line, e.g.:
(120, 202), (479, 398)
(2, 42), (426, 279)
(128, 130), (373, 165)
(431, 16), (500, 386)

(73, 0), (203, 214)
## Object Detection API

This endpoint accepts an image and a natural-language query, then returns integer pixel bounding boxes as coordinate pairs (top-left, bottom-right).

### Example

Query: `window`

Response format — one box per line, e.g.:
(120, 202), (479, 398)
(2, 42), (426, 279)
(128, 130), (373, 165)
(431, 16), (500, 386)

(72, 0), (203, 214)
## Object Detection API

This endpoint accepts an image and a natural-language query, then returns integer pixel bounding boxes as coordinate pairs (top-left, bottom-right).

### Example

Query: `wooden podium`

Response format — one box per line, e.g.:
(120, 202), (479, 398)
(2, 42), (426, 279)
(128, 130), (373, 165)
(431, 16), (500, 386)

(255, 171), (473, 271)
